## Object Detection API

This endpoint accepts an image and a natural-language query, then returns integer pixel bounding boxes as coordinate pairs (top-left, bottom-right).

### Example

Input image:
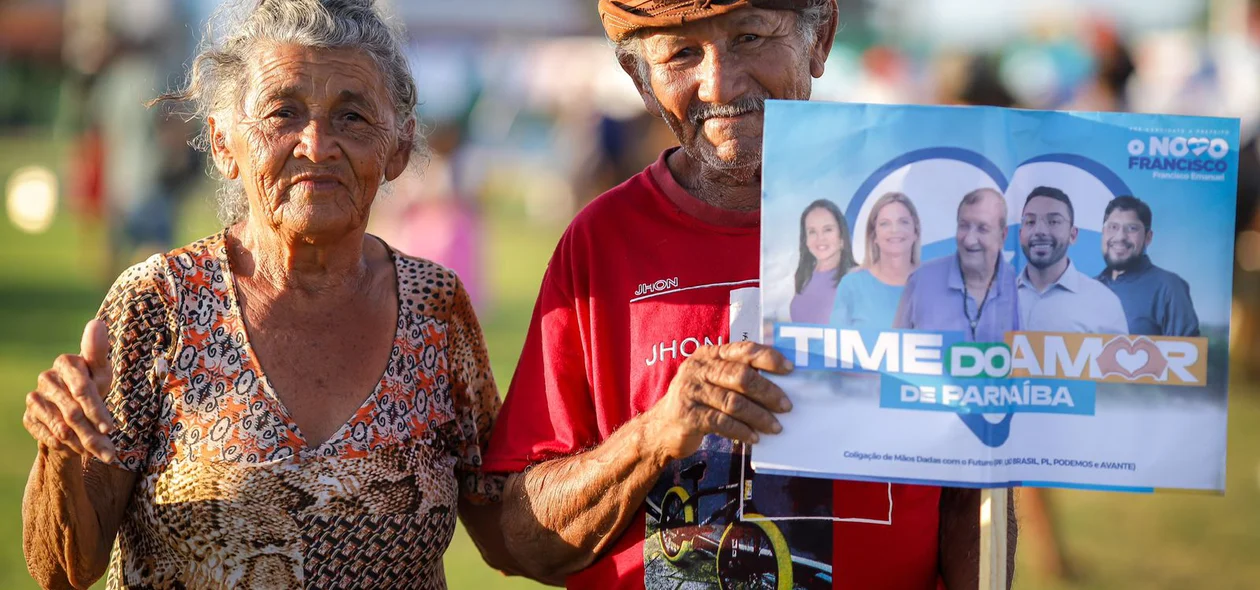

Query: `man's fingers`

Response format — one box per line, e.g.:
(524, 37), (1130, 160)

(716, 341), (794, 375)
(700, 359), (792, 413)
(696, 407), (759, 445)
(691, 382), (783, 434)
(51, 354), (114, 434)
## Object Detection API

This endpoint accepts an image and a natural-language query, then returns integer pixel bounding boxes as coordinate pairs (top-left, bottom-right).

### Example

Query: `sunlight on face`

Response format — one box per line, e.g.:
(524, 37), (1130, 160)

(216, 44), (408, 239)
(637, 8), (817, 177)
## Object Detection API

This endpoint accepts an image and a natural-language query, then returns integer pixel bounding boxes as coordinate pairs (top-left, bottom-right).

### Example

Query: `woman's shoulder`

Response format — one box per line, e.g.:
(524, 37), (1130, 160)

(156, 230), (230, 278)
(107, 253), (173, 302)
(388, 248), (471, 322)
(106, 232), (223, 303)
(843, 267), (874, 284)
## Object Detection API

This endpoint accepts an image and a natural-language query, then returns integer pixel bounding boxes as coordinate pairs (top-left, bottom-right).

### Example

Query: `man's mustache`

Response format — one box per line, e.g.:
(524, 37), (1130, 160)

(689, 95), (767, 125)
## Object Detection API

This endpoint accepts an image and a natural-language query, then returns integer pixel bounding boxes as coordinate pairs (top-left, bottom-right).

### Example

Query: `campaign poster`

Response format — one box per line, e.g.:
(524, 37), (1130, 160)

(756, 101), (1236, 492)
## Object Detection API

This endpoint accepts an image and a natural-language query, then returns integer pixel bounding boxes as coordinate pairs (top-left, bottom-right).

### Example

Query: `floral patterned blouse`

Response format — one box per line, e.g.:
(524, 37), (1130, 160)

(96, 230), (502, 589)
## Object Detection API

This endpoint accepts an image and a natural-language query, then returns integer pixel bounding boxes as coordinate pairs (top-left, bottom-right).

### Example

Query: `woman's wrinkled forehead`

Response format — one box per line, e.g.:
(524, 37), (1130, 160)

(243, 44), (392, 115)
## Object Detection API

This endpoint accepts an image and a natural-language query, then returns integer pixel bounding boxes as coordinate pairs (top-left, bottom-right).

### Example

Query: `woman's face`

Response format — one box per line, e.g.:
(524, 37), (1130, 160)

(804, 207), (844, 267)
(874, 201), (916, 258)
(208, 44), (411, 239)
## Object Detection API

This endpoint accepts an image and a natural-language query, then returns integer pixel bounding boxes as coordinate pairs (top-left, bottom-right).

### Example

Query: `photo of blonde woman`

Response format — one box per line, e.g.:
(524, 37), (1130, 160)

(831, 191), (921, 329)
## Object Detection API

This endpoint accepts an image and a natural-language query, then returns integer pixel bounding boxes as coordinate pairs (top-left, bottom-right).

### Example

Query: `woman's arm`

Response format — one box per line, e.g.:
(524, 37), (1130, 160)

(441, 272), (563, 583)
(22, 322), (139, 588)
(24, 448), (137, 588)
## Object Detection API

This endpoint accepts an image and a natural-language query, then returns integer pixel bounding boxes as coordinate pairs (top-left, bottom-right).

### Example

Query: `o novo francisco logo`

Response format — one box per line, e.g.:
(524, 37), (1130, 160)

(1127, 135), (1230, 173)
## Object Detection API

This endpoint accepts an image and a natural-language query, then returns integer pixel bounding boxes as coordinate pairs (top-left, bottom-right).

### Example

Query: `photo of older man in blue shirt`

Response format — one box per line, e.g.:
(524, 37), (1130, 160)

(893, 187), (1019, 341)
(1017, 186), (1129, 334)
(1096, 195), (1201, 337)
(894, 187), (1022, 446)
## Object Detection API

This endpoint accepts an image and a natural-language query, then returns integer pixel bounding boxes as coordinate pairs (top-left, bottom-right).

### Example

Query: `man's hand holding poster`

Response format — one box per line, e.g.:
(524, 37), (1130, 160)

(757, 102), (1236, 493)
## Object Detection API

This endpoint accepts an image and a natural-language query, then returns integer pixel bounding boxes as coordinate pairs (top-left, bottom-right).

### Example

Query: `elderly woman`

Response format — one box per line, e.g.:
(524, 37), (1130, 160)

(21, 1), (519, 587)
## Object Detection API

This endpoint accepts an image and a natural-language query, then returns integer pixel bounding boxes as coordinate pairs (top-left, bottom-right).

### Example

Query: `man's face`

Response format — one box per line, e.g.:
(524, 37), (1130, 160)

(1102, 208), (1151, 269)
(1020, 195), (1077, 270)
(956, 194), (1007, 276)
(633, 8), (828, 179)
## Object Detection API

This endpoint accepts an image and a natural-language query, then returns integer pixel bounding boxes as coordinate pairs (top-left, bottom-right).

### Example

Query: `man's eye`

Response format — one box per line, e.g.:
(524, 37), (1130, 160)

(671, 47), (698, 60)
(341, 111), (364, 122)
(270, 108), (295, 118)
(737, 34), (760, 43)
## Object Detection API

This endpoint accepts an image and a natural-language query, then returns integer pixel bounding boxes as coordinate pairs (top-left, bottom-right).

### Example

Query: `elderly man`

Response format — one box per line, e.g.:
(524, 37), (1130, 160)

(894, 188), (1020, 448)
(894, 187), (1019, 340)
(484, 1), (1013, 589)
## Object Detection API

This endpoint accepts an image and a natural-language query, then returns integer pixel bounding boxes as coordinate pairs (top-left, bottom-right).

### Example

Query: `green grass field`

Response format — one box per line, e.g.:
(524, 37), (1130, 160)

(1, 137), (1258, 588)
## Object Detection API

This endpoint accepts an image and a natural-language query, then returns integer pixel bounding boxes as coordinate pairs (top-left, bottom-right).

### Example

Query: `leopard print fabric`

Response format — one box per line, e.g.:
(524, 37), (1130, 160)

(96, 230), (502, 589)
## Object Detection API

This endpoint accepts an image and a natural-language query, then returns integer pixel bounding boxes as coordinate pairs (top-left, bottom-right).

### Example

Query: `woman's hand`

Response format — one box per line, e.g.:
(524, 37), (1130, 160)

(24, 320), (117, 463)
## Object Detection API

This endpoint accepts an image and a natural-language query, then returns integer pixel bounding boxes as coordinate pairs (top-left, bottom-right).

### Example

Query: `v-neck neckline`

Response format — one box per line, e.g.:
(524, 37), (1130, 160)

(213, 229), (405, 455)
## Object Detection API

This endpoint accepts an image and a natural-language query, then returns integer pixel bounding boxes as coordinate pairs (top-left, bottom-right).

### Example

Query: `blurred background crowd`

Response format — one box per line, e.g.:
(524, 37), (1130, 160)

(1, 0), (1258, 588)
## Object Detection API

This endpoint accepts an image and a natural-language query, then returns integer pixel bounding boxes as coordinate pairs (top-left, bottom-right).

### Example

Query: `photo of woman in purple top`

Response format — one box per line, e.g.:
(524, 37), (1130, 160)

(790, 199), (858, 323)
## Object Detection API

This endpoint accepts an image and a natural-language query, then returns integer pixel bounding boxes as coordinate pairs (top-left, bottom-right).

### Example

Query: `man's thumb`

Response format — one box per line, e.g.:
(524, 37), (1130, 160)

(81, 320), (110, 376)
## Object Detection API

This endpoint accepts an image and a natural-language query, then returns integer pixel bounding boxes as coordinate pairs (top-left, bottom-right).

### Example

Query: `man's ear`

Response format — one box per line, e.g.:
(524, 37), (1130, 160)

(809, 0), (840, 78)
(617, 43), (663, 117)
(207, 115), (239, 180)
(385, 117), (416, 181)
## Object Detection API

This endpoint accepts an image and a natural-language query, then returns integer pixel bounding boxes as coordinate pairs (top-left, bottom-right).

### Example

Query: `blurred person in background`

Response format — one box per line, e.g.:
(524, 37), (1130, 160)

(935, 53), (1017, 108)
(20, 1), (522, 587)
(370, 122), (487, 311)
(1074, 17), (1136, 112)
(485, 1), (1015, 588)
(86, 0), (202, 276)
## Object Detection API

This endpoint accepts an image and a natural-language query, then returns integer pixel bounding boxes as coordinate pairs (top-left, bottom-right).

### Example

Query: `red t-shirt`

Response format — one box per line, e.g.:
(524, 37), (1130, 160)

(484, 150), (944, 589)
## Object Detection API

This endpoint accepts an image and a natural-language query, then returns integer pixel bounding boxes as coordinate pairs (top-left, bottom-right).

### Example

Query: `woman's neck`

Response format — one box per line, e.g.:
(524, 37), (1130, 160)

(871, 253), (914, 286)
(230, 218), (373, 296)
(815, 253), (842, 273)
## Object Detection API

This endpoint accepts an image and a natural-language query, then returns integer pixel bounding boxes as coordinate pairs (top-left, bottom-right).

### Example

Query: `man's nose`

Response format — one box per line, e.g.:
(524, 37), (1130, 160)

(293, 117), (340, 163)
(696, 45), (750, 106)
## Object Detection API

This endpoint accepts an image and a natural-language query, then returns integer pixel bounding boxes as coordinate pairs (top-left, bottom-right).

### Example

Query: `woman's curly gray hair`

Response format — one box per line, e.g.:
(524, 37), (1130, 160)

(151, 0), (423, 224)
